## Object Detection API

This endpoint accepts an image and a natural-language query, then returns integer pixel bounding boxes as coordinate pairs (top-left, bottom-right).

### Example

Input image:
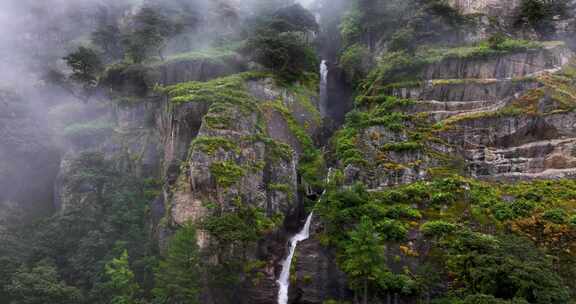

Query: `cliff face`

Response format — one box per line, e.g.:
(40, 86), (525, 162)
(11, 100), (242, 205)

(160, 74), (323, 304)
(289, 1), (576, 303)
(30, 1), (576, 303)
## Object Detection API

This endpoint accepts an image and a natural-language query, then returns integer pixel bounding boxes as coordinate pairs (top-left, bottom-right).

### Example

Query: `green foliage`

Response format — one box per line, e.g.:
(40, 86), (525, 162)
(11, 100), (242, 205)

(333, 126), (364, 167)
(209, 161), (246, 188)
(331, 95), (417, 168)
(105, 250), (141, 304)
(382, 141), (422, 152)
(0, 257), (18, 303)
(268, 4), (319, 33)
(362, 40), (545, 94)
(570, 215), (576, 226)
(420, 220), (457, 237)
(158, 47), (238, 66)
(64, 46), (104, 86)
(319, 176), (576, 302)
(339, 5), (363, 47)
(191, 137), (240, 156)
(243, 32), (318, 83)
(242, 5), (319, 82)
(516, 0), (568, 37)
(163, 72), (261, 110)
(389, 28), (416, 53)
(203, 204), (276, 246)
(153, 223), (200, 304)
(63, 46), (104, 100)
(264, 101), (325, 188)
(18, 152), (159, 303)
(542, 208), (568, 224)
(340, 216), (386, 301)
(440, 233), (570, 303)
(123, 6), (179, 63)
(5, 260), (83, 304)
(339, 44), (372, 86)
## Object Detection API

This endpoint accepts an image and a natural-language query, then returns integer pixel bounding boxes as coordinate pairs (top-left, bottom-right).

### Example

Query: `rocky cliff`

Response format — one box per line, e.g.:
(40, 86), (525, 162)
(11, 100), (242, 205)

(11, 1), (576, 303)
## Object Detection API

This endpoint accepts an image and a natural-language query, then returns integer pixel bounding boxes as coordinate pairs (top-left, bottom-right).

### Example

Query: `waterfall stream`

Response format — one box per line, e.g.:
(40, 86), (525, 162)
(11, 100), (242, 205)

(277, 169), (332, 304)
(276, 212), (314, 304)
(319, 60), (329, 117)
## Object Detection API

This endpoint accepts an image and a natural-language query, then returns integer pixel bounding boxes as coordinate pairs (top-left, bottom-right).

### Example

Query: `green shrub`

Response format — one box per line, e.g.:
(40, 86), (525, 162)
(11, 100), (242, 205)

(339, 6), (362, 47)
(516, 0), (568, 37)
(376, 219), (408, 241)
(421, 220), (457, 237)
(209, 161), (246, 188)
(192, 137), (239, 156)
(569, 215), (576, 226)
(340, 44), (371, 85)
(542, 208), (567, 224)
(389, 28), (416, 53)
(243, 32), (318, 83)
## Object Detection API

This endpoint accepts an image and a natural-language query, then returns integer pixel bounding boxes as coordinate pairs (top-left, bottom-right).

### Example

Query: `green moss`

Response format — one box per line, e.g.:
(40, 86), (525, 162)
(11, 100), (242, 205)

(162, 72), (269, 112)
(333, 126), (365, 167)
(209, 161), (246, 188)
(262, 101), (325, 187)
(361, 39), (550, 97)
(285, 83), (322, 125)
(151, 46), (240, 66)
(382, 141), (423, 152)
(191, 136), (240, 156)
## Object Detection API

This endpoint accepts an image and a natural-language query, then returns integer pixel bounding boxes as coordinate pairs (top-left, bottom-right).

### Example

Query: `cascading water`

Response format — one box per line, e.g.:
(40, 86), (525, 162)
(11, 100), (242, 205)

(319, 60), (329, 117)
(276, 169), (332, 304)
(276, 212), (314, 304)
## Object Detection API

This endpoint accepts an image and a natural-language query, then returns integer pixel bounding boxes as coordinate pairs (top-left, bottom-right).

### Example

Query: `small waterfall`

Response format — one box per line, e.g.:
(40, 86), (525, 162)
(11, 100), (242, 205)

(276, 212), (314, 304)
(319, 60), (329, 117)
(276, 169), (333, 304)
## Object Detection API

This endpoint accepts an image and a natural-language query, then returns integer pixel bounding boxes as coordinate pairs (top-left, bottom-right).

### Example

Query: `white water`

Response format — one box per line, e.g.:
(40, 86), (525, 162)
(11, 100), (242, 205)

(277, 212), (314, 304)
(276, 169), (332, 304)
(319, 60), (329, 117)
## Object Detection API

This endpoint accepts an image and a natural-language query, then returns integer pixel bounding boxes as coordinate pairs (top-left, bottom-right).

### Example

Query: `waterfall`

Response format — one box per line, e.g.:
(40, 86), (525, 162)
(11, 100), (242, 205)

(319, 60), (329, 117)
(276, 212), (314, 304)
(276, 169), (333, 304)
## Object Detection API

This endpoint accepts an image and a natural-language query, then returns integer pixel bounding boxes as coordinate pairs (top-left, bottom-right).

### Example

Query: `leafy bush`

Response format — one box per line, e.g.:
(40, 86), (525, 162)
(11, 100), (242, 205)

(516, 0), (568, 37)
(153, 223), (200, 304)
(389, 28), (416, 53)
(542, 208), (568, 224)
(209, 161), (246, 188)
(339, 6), (363, 47)
(242, 5), (318, 83)
(420, 221), (457, 237)
(339, 44), (372, 86)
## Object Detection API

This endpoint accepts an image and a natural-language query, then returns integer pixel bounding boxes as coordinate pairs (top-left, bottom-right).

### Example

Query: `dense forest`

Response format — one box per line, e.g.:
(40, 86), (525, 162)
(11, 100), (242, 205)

(1, 0), (576, 303)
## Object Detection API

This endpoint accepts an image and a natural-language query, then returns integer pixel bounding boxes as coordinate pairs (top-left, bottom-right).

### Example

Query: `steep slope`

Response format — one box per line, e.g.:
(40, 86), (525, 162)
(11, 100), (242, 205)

(288, 1), (576, 303)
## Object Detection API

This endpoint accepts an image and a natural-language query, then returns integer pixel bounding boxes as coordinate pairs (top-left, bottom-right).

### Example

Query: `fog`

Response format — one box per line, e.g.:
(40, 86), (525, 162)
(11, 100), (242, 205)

(0, 0), (325, 217)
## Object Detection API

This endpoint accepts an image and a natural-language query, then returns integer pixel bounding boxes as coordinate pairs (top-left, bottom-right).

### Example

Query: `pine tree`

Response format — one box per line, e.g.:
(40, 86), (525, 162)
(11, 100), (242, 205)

(153, 223), (201, 304)
(340, 216), (386, 304)
(105, 250), (141, 304)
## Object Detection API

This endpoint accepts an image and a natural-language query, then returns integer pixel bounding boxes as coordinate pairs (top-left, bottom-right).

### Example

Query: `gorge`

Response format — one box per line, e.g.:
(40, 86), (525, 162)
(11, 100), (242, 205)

(1, 0), (576, 304)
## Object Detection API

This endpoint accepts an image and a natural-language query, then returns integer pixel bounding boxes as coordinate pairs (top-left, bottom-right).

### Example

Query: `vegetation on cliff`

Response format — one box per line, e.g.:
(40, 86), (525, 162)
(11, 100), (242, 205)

(3, 0), (576, 304)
